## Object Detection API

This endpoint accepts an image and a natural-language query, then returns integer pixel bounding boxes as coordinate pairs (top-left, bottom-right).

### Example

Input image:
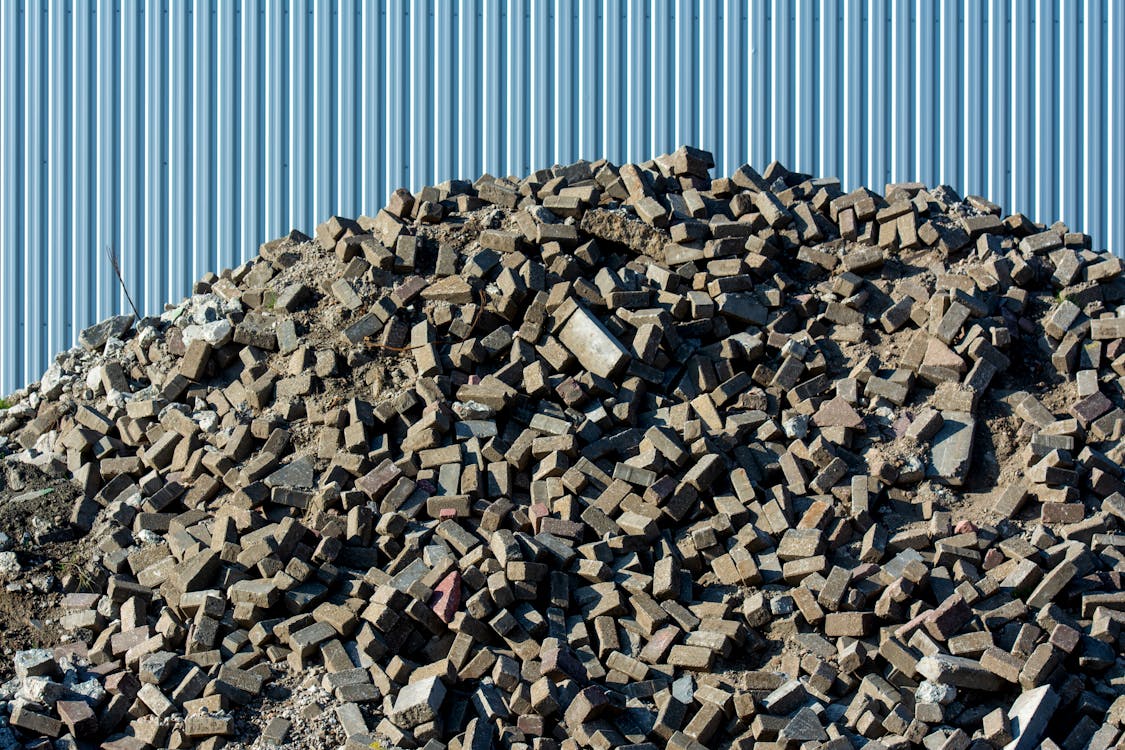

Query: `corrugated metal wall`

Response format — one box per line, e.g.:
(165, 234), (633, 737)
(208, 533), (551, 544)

(1, 1), (1122, 394)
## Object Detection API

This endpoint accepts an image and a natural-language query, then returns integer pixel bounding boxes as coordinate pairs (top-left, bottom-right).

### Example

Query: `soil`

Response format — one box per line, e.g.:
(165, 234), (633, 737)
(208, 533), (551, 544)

(0, 462), (88, 679)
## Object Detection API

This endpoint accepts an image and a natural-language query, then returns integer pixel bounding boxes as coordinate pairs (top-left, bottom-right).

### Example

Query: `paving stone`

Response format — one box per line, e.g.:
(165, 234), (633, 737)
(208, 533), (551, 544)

(1026, 561), (1076, 609)
(330, 279), (363, 310)
(391, 675), (447, 729)
(812, 396), (865, 430)
(261, 717), (291, 746)
(557, 304), (631, 378)
(1090, 317), (1125, 340)
(780, 706), (827, 741)
(929, 411), (975, 485)
(137, 683), (175, 718)
(10, 704), (62, 738)
(181, 339), (212, 380)
(56, 700), (97, 737)
(1005, 685), (1059, 750)
(335, 702), (368, 738)
(917, 653), (1003, 691)
(184, 713), (235, 737)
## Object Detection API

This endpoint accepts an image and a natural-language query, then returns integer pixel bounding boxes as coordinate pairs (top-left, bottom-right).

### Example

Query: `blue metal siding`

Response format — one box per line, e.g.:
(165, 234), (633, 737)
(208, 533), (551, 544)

(0, 0), (1122, 393)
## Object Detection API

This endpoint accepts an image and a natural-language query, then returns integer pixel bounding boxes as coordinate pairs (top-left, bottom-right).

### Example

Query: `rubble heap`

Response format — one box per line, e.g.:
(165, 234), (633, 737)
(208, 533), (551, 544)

(0, 145), (1124, 750)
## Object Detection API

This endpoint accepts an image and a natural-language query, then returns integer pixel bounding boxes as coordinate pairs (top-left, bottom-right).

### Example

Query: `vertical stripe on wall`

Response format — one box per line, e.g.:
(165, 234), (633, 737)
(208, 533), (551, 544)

(0, 0), (1122, 393)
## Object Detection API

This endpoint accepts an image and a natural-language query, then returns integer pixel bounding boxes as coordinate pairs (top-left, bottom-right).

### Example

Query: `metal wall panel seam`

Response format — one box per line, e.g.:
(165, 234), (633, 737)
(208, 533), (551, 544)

(447, 0), (460, 180)
(644, 0), (658, 160)
(2, 2), (23, 389)
(601, 0), (621, 165)
(889, 0), (909, 181)
(867, 0), (887, 189)
(1059, 0), (1080, 232)
(1009, 0), (1031, 221)
(768, 0), (788, 166)
(288, 0), (309, 238)
(565, 0), (580, 163)
(263, 0), (282, 245)
(649, 0), (669, 160)
(817, 0), (838, 180)
(747, 0), (766, 169)
(449, 0), (463, 179)
(793, 0), (813, 175)
(779, 0), (793, 169)
(415, 0), (428, 184)
(657, 0), (675, 159)
(577, 0), (597, 158)
(143, 0), (165, 313)
(756, 0), (774, 174)
(723, 0), (744, 178)
(626, 0), (644, 163)
(342, 0), (356, 215)
(475, 0), (487, 176)
(386, 0), (405, 194)
(47, 0), (68, 358)
(71, 2), (94, 355)
(21, 0), (40, 386)
(938, 0), (957, 188)
(531, 0), (550, 169)
(359, 2), (371, 209)
(517, 0), (530, 175)
(914, 0), (935, 187)
(987, 0), (1010, 212)
(378, 0), (390, 208)
(97, 0), (112, 323)
(1111, 0), (1124, 256)
(530, 0), (541, 166)
(457, 0), (478, 179)
(191, 0), (212, 284)
(363, 0), (385, 210)
(411, 0), (425, 185)
(240, 0), (261, 259)
(215, 1), (236, 271)
(119, 0), (140, 316)
(167, 1), (189, 325)
(556, 0), (569, 164)
(432, 0), (448, 183)
(505, 0), (526, 176)
(963, 0), (984, 195)
(643, 0), (657, 161)
(312, 0), (331, 223)
(842, 0), (861, 189)
(329, 0), (343, 211)
(26, 0), (46, 384)
(672, 0), (692, 152)
(1082, 0), (1104, 247)
(698, 1), (718, 166)
(480, 0), (500, 177)
(1035, 0), (1057, 222)
(637, 0), (651, 161)
(15, 0), (28, 382)
(336, 0), (357, 218)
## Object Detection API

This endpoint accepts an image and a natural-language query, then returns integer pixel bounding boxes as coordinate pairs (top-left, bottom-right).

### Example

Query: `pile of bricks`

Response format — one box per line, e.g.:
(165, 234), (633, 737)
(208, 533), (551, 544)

(1, 145), (1124, 750)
